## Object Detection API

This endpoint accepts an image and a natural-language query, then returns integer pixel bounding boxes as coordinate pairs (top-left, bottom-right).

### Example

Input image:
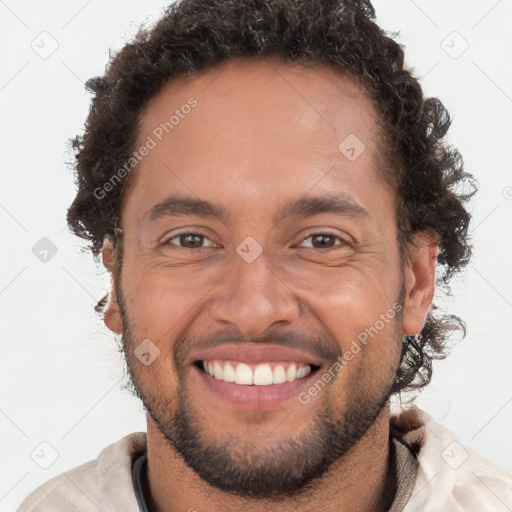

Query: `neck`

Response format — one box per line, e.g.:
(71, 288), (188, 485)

(144, 405), (396, 512)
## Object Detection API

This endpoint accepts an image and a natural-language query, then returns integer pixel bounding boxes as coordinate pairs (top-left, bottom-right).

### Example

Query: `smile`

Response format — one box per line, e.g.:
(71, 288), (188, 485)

(198, 359), (319, 385)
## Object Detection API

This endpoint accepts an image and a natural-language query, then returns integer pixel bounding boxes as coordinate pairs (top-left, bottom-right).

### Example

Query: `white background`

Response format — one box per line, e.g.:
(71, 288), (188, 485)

(1, 1), (511, 510)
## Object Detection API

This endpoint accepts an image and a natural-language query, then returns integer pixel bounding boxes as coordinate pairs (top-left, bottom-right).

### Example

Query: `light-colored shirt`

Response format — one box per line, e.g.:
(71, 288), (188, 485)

(17, 407), (512, 511)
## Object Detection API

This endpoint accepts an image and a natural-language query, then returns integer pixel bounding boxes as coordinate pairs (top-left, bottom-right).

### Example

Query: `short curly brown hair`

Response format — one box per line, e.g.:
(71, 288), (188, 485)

(66, 0), (478, 395)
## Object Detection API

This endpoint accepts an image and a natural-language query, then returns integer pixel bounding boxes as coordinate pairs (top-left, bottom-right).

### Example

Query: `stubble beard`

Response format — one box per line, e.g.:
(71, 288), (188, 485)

(117, 286), (403, 500)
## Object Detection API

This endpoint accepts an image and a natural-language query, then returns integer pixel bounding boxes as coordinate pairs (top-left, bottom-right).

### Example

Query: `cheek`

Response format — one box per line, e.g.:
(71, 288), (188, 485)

(122, 258), (218, 336)
(120, 271), (188, 399)
(284, 264), (402, 378)
(283, 258), (400, 330)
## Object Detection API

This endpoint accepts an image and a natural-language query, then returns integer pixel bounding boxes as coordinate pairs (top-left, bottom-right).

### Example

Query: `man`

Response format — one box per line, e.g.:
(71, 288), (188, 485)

(18, 0), (512, 510)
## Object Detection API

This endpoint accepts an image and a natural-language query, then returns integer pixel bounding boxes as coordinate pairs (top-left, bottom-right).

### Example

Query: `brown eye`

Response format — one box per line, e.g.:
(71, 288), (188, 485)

(163, 232), (217, 249)
(179, 234), (204, 248)
(298, 233), (349, 249)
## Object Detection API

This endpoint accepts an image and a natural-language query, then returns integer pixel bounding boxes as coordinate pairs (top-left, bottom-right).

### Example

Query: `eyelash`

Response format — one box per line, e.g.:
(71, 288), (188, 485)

(161, 231), (351, 250)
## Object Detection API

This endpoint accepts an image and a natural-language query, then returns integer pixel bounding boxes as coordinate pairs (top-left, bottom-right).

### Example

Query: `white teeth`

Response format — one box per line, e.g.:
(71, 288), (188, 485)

(202, 360), (313, 386)
(213, 362), (223, 380)
(286, 364), (297, 382)
(222, 362), (235, 382)
(272, 365), (287, 384)
(253, 364), (273, 386)
(234, 362), (253, 385)
(297, 366), (311, 379)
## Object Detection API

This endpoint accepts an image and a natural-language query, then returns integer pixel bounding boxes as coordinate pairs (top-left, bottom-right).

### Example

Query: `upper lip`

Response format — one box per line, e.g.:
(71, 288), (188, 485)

(190, 344), (323, 367)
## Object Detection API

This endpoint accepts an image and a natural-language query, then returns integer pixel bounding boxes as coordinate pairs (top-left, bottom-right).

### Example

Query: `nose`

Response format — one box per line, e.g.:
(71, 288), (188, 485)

(208, 247), (300, 337)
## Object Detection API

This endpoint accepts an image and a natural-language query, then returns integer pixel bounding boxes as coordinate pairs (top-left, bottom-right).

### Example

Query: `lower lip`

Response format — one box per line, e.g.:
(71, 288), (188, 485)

(192, 364), (320, 411)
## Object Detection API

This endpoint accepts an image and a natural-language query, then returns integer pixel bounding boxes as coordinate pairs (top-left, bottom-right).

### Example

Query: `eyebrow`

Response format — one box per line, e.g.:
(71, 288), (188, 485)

(146, 193), (368, 225)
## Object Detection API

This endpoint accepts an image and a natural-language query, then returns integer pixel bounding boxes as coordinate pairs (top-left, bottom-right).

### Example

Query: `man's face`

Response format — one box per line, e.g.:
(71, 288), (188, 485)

(112, 57), (408, 498)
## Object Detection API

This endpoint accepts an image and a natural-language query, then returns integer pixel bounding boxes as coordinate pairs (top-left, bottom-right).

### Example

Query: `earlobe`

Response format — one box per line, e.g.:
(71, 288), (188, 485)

(402, 232), (439, 337)
(101, 237), (123, 334)
(104, 284), (123, 334)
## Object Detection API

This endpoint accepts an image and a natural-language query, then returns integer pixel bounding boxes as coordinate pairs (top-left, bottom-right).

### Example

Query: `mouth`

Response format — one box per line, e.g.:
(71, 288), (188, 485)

(192, 359), (322, 410)
(194, 359), (321, 385)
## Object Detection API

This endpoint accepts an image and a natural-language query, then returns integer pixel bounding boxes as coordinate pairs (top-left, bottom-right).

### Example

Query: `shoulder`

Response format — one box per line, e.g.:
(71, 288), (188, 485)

(392, 407), (512, 512)
(17, 432), (147, 512)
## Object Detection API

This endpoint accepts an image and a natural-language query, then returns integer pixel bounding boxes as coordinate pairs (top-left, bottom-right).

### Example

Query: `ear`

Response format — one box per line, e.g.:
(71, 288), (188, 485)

(402, 231), (439, 336)
(101, 237), (123, 334)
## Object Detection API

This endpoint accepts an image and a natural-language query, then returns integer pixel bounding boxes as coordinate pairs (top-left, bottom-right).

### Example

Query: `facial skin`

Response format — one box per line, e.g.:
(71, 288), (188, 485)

(102, 56), (438, 512)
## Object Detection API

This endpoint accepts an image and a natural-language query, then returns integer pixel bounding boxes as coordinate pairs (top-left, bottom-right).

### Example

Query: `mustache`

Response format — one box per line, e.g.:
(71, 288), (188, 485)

(174, 329), (341, 367)
(116, 289), (342, 366)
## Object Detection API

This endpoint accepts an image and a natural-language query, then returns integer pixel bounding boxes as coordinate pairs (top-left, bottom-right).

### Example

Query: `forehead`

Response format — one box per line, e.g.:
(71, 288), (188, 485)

(136, 55), (381, 151)
(125, 56), (392, 228)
